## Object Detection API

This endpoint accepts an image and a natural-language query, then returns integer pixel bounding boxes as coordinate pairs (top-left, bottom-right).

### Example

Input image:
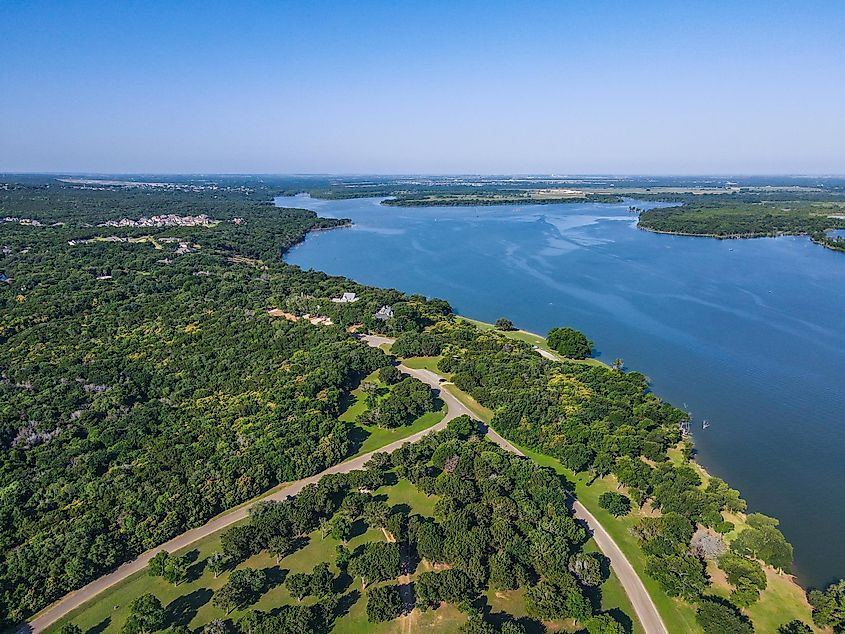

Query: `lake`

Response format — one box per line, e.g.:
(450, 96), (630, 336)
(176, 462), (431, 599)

(281, 194), (845, 588)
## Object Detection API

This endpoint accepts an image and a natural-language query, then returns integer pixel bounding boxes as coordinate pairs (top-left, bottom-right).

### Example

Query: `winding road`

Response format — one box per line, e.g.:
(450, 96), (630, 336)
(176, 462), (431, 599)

(21, 334), (667, 634)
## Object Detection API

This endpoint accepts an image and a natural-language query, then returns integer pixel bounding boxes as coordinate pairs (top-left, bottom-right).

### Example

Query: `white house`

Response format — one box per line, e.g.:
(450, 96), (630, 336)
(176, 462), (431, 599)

(375, 305), (394, 321)
(331, 292), (358, 303)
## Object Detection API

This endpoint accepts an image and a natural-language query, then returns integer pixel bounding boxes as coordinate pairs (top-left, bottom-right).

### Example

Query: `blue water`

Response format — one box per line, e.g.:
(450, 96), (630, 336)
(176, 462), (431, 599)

(281, 194), (845, 588)
(828, 229), (845, 239)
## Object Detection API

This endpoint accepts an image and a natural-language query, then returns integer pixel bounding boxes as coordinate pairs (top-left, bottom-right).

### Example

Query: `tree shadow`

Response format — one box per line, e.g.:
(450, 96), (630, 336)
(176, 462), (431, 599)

(391, 503), (411, 517)
(334, 589), (361, 619)
(381, 471), (399, 486)
(166, 588), (213, 626)
(431, 395), (445, 413)
(85, 617), (110, 634)
(184, 549), (204, 583)
(346, 425), (371, 457)
(334, 569), (354, 593)
(397, 579), (416, 615)
(263, 565), (289, 590)
(607, 607), (634, 634)
(348, 518), (368, 539)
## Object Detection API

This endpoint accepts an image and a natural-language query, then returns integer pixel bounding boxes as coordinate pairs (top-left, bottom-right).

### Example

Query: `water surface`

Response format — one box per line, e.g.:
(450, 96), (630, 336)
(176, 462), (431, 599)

(282, 194), (845, 588)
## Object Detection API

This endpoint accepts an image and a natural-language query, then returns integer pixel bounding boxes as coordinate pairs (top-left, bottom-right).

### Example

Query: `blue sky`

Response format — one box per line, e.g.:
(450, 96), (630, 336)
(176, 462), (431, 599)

(2, 1), (843, 174)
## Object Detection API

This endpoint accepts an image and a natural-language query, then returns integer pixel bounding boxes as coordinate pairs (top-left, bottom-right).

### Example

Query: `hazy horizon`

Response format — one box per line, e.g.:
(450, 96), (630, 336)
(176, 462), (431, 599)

(3, 1), (844, 174)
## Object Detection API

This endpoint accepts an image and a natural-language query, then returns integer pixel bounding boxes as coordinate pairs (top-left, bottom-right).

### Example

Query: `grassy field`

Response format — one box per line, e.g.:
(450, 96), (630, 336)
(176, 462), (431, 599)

(339, 369), (446, 455)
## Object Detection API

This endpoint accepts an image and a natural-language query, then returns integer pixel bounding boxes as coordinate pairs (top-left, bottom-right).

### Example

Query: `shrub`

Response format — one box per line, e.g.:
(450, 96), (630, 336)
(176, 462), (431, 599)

(598, 491), (631, 517)
(546, 327), (592, 359)
(366, 585), (403, 622)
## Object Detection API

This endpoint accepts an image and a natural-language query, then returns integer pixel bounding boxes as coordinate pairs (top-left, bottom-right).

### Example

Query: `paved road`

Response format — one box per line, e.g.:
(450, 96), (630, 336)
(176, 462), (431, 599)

(21, 341), (466, 633)
(363, 335), (668, 634)
(23, 333), (667, 634)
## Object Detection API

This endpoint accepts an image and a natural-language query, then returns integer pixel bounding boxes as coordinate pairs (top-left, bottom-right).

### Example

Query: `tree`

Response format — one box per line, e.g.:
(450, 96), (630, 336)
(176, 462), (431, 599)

(309, 562), (334, 597)
(221, 525), (259, 562)
(718, 553), (766, 607)
(285, 572), (312, 601)
(122, 594), (165, 634)
(587, 614), (626, 634)
(59, 625), (83, 634)
(611, 358), (624, 371)
(148, 551), (170, 578)
(207, 552), (226, 578)
(378, 365), (402, 385)
(363, 501), (391, 530)
(415, 569), (475, 609)
(569, 552), (606, 587)
(731, 518), (793, 573)
(598, 491), (631, 517)
(330, 515), (352, 543)
(489, 551), (519, 590)
(778, 621), (813, 634)
(366, 584), (403, 622)
(348, 542), (401, 590)
(163, 555), (189, 585)
(494, 318), (514, 331)
(416, 521), (445, 563)
(215, 567), (266, 612)
(808, 579), (845, 631)
(546, 327), (592, 359)
(645, 553), (707, 601)
(525, 581), (569, 620)
(202, 620), (228, 634)
(268, 535), (293, 563)
(335, 544), (352, 571)
(460, 610), (497, 633)
(695, 598), (754, 634)
(212, 584), (239, 615)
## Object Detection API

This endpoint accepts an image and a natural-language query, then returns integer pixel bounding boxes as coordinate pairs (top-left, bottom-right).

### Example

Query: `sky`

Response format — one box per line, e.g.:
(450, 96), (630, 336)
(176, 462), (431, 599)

(2, 0), (844, 175)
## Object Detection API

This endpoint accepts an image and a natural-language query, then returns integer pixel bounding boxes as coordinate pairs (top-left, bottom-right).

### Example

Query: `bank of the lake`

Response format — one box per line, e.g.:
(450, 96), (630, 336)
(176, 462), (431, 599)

(282, 194), (845, 590)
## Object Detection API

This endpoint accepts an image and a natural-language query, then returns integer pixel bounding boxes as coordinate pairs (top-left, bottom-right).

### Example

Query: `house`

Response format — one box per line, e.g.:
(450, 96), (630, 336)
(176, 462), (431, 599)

(331, 291), (358, 303)
(375, 305), (394, 321)
(0, 272), (8, 283)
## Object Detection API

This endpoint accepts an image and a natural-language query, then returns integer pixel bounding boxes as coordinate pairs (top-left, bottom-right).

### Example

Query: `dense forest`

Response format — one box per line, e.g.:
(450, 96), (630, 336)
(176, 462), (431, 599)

(0, 181), (450, 625)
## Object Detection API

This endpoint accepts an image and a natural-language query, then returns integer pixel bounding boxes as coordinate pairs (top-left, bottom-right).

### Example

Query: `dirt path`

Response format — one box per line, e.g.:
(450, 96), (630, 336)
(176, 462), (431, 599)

(22, 333), (666, 634)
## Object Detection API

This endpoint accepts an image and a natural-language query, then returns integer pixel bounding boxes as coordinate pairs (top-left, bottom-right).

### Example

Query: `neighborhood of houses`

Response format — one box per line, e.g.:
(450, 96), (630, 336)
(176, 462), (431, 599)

(97, 214), (217, 228)
(3, 216), (42, 226)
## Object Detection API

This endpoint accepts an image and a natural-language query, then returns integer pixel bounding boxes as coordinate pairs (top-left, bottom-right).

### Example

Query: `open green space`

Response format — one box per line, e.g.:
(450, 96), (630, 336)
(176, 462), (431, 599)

(339, 369), (447, 455)
(457, 317), (606, 367)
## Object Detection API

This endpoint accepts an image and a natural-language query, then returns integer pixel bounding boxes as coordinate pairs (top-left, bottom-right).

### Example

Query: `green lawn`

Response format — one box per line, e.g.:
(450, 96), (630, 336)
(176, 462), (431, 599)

(400, 356), (445, 375)
(340, 369), (447, 455)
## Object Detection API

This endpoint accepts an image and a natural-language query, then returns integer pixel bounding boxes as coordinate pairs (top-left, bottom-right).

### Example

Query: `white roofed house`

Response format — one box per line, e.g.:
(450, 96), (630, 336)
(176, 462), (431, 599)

(375, 305), (394, 321)
(331, 291), (358, 303)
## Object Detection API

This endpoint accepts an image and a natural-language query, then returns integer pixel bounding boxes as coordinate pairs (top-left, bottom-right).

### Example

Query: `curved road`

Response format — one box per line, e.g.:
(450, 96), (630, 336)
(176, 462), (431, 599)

(22, 334), (667, 634)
